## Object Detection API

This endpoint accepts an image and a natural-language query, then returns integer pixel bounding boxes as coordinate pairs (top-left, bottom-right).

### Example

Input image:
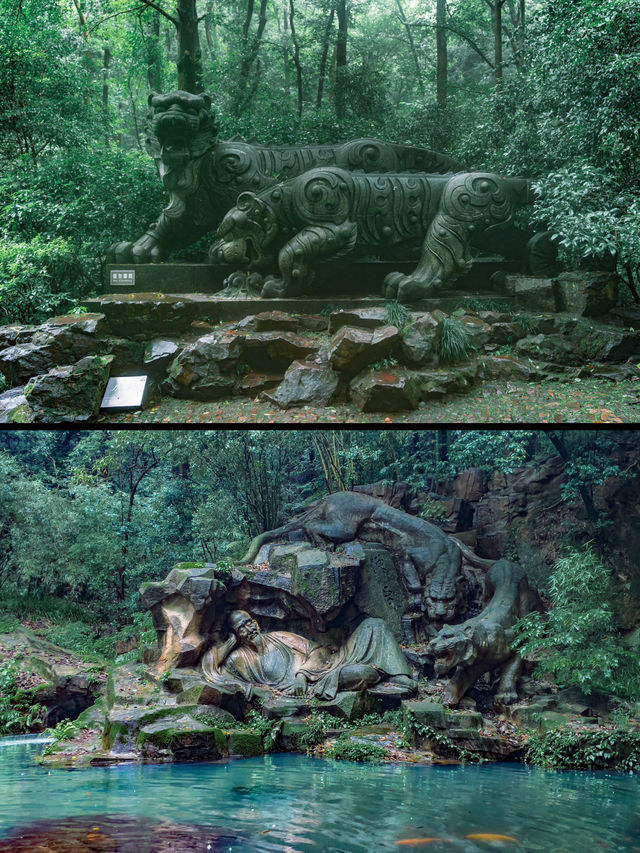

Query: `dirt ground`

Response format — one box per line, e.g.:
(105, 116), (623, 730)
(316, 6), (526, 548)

(99, 377), (640, 424)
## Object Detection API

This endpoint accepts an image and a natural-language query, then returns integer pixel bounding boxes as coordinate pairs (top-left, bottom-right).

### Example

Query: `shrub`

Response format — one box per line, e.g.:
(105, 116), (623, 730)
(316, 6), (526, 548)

(438, 316), (476, 364)
(526, 728), (640, 771)
(0, 147), (164, 324)
(326, 735), (388, 763)
(0, 662), (46, 735)
(514, 544), (640, 699)
(0, 237), (79, 325)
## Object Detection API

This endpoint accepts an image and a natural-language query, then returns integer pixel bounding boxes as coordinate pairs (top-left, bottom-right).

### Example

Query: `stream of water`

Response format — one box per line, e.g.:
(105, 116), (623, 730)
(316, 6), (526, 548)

(1, 737), (639, 851)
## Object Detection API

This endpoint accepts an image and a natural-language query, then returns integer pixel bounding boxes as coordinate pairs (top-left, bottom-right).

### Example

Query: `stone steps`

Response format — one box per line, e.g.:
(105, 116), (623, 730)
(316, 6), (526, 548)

(85, 291), (515, 338)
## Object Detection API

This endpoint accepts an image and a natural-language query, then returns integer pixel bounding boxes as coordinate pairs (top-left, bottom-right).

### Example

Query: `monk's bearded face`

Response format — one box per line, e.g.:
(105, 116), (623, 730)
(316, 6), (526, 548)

(233, 614), (260, 644)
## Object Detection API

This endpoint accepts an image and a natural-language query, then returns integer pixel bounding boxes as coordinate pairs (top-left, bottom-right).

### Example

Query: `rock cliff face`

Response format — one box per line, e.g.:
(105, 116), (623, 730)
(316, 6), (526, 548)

(405, 438), (640, 625)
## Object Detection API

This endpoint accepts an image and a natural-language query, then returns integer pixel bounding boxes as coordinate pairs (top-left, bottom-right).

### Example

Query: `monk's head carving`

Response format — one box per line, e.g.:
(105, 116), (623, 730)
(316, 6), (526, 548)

(229, 610), (260, 644)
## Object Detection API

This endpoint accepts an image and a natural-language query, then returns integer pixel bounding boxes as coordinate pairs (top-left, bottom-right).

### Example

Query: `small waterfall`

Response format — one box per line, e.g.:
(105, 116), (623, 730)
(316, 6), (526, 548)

(0, 733), (55, 747)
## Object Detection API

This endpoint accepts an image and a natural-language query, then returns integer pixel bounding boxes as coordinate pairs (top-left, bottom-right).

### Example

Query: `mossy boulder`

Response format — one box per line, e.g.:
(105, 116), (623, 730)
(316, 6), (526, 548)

(137, 720), (228, 761)
(444, 710), (483, 731)
(319, 691), (368, 721)
(278, 717), (313, 751)
(402, 700), (447, 731)
(227, 730), (264, 756)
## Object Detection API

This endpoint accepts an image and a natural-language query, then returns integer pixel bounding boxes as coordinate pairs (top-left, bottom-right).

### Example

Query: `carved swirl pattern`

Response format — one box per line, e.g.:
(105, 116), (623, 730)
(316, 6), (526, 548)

(441, 173), (513, 224)
(212, 142), (262, 187)
(285, 168), (352, 224)
(338, 139), (401, 172)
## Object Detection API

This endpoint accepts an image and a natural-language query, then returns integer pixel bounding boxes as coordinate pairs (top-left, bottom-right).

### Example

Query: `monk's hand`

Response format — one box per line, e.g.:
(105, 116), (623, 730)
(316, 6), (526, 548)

(287, 674), (307, 697)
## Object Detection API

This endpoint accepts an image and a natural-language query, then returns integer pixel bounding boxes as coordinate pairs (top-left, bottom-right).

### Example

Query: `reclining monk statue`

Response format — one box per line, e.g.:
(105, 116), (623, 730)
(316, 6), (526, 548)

(201, 610), (416, 700)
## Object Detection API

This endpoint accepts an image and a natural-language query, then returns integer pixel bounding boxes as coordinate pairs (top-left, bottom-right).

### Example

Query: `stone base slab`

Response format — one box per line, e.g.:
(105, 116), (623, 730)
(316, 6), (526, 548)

(105, 257), (519, 296)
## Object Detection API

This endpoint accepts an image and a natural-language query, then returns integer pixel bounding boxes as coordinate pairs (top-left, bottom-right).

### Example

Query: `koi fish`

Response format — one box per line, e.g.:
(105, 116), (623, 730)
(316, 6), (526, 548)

(466, 834), (519, 843)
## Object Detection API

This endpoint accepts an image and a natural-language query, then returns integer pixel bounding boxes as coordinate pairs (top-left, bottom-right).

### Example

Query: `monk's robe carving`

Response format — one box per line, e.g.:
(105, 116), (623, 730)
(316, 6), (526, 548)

(201, 610), (416, 700)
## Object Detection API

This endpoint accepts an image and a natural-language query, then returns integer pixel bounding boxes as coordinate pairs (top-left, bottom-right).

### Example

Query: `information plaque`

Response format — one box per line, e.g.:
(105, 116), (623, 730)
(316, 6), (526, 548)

(100, 376), (148, 410)
(110, 269), (136, 288)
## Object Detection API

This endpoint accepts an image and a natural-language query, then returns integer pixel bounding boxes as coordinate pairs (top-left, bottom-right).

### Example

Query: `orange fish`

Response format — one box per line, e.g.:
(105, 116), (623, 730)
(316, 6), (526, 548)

(466, 834), (519, 843)
(396, 840), (453, 846)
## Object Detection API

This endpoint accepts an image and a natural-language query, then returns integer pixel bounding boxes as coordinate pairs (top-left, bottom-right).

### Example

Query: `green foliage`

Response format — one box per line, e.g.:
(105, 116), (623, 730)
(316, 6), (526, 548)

(0, 237), (78, 325)
(438, 317), (476, 365)
(0, 593), (95, 625)
(0, 148), (163, 324)
(419, 497), (449, 523)
(526, 728), (640, 771)
(237, 710), (282, 752)
(42, 719), (81, 755)
(214, 558), (235, 578)
(369, 356), (398, 371)
(0, 613), (20, 633)
(457, 298), (512, 313)
(403, 712), (476, 763)
(0, 0), (95, 164)
(325, 734), (388, 763)
(0, 662), (46, 735)
(444, 430), (533, 478)
(46, 718), (79, 743)
(384, 302), (412, 332)
(514, 544), (640, 698)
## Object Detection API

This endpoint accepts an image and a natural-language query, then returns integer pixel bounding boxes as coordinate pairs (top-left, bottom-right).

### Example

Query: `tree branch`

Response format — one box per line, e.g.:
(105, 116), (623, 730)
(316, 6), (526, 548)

(136, 0), (178, 27)
(413, 20), (494, 68)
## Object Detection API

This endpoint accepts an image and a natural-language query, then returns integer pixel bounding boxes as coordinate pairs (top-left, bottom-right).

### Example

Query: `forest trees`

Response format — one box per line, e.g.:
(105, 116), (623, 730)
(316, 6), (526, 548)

(1, 0), (639, 324)
(0, 429), (637, 626)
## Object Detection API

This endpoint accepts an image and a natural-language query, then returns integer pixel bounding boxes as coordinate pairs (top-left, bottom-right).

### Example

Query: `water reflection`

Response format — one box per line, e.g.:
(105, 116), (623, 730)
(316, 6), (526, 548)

(1, 743), (639, 852)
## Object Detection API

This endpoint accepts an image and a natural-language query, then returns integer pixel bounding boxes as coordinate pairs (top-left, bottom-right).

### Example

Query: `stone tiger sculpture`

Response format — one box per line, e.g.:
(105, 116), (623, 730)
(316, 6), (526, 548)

(240, 490), (493, 634)
(428, 559), (537, 707)
(209, 166), (531, 302)
(107, 90), (464, 266)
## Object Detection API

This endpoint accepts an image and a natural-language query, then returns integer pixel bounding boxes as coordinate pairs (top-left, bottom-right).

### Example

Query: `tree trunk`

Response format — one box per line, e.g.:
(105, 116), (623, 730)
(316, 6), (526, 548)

(436, 0), (447, 108)
(147, 12), (163, 92)
(396, 0), (424, 97)
(289, 0), (303, 119)
(546, 432), (599, 527)
(177, 0), (203, 93)
(235, 0), (268, 113)
(204, 0), (218, 60)
(280, 2), (291, 99)
(316, 7), (334, 109)
(102, 45), (111, 148)
(494, 0), (503, 87)
(335, 0), (347, 119)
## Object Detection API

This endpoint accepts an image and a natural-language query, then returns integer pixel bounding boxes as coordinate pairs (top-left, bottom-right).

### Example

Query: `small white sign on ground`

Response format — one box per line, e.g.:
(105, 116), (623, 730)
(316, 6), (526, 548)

(101, 376), (148, 410)
(110, 269), (136, 288)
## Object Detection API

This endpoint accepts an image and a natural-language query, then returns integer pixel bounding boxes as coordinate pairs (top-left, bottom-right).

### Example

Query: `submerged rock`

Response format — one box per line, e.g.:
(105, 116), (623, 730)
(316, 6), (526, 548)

(0, 814), (243, 852)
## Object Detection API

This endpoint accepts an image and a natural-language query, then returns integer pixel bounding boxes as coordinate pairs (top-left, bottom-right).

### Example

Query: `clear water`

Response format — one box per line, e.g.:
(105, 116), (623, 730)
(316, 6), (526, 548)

(1, 739), (640, 852)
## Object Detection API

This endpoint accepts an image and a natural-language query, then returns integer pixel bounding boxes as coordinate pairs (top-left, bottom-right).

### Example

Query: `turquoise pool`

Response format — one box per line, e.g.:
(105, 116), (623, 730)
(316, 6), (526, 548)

(1, 738), (639, 851)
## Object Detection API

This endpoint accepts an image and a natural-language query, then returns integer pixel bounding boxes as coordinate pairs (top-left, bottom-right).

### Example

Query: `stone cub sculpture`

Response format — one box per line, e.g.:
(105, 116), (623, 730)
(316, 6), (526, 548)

(210, 166), (530, 302)
(428, 559), (535, 707)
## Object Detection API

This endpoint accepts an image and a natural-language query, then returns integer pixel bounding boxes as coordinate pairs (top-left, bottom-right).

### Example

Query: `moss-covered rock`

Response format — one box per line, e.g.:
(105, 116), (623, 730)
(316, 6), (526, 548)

(319, 691), (367, 721)
(402, 700), (447, 730)
(278, 717), (313, 751)
(444, 710), (483, 731)
(227, 729), (263, 756)
(137, 721), (228, 761)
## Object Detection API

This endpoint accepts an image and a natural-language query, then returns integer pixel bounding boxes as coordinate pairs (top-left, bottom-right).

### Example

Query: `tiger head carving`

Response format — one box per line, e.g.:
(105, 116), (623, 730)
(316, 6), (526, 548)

(209, 192), (278, 269)
(144, 91), (217, 194)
